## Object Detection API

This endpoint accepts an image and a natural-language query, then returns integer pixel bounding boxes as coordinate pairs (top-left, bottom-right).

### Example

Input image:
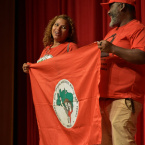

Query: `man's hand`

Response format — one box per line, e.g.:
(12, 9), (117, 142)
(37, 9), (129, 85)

(97, 40), (115, 53)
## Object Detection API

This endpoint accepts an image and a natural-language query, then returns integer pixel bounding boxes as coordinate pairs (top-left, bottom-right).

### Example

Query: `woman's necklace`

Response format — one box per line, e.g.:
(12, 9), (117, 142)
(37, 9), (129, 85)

(37, 46), (53, 63)
(44, 46), (53, 58)
(45, 47), (51, 54)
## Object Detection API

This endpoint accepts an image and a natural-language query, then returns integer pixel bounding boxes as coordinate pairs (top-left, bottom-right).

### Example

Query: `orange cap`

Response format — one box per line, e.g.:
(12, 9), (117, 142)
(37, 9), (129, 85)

(101, 0), (136, 10)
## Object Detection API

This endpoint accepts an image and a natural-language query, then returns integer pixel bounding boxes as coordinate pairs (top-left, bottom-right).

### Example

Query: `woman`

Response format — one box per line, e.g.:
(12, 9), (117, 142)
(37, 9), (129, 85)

(22, 14), (77, 73)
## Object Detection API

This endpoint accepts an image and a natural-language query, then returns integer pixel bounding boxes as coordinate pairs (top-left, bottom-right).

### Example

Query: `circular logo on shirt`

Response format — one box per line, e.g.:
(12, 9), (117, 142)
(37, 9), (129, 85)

(53, 79), (79, 128)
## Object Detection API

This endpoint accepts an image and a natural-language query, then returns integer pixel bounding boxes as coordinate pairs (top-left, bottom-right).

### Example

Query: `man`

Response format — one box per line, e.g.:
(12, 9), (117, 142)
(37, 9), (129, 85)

(97, 0), (145, 145)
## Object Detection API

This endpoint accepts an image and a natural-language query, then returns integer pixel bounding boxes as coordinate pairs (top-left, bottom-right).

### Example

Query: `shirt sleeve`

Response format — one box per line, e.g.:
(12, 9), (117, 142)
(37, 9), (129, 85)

(68, 42), (78, 51)
(131, 27), (145, 52)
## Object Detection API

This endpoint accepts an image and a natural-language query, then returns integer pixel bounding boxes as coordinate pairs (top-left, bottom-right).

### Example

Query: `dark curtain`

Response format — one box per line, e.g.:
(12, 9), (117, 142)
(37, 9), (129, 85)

(13, 0), (27, 145)
(14, 0), (145, 145)
(0, 0), (15, 145)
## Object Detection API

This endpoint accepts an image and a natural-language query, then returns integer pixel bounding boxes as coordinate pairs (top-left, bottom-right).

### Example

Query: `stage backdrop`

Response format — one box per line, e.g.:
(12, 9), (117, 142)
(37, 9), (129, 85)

(17, 0), (145, 145)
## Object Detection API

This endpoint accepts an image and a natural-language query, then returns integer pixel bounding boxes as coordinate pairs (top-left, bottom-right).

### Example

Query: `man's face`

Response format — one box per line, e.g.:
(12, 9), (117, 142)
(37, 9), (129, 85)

(108, 3), (122, 27)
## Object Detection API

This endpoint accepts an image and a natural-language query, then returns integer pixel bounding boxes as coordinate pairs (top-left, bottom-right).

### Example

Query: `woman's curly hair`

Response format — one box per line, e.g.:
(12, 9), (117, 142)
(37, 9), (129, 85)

(43, 15), (77, 48)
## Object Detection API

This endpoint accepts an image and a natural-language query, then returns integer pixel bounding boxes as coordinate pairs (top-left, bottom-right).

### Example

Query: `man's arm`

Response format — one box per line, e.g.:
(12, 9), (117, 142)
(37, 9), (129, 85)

(97, 40), (145, 64)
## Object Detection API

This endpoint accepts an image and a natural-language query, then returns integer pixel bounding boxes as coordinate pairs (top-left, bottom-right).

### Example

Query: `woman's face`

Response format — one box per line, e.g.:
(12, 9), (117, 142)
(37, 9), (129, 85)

(52, 18), (69, 43)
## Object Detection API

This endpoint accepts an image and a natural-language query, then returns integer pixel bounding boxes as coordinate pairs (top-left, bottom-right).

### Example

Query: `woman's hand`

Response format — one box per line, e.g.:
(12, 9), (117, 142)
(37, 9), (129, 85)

(22, 62), (30, 73)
